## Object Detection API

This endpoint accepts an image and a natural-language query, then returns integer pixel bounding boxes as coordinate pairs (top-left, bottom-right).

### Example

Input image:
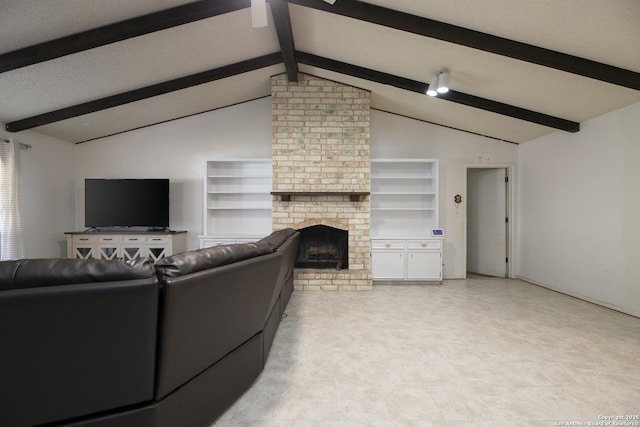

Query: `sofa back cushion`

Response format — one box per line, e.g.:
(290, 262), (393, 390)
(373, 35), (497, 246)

(256, 228), (296, 250)
(0, 270), (158, 427)
(0, 257), (155, 291)
(155, 242), (273, 281)
(154, 251), (282, 400)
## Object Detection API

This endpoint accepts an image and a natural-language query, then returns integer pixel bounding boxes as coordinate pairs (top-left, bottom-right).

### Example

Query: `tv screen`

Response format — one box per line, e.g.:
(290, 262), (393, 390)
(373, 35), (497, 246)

(85, 179), (169, 228)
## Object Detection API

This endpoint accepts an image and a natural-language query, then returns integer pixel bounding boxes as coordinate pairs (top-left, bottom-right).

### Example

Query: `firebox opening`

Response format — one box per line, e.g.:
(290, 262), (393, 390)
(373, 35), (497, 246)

(295, 225), (348, 270)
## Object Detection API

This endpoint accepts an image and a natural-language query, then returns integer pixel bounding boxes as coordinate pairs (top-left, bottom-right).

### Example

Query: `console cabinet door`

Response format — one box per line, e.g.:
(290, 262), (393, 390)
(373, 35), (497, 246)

(371, 250), (405, 279)
(145, 236), (170, 261)
(121, 236), (146, 261)
(407, 251), (441, 280)
(97, 236), (121, 260)
(406, 240), (442, 280)
(72, 236), (97, 259)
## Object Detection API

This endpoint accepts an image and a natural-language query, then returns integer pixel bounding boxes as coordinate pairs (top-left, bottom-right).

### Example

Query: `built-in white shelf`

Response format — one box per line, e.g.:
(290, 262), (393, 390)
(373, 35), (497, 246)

(201, 158), (272, 246)
(370, 159), (442, 282)
(370, 159), (439, 238)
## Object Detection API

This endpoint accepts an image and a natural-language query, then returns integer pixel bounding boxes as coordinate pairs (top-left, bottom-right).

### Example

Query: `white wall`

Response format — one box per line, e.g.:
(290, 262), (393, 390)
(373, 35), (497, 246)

(16, 90), (639, 316)
(370, 110), (519, 278)
(74, 97), (272, 250)
(73, 101), (518, 274)
(8, 129), (76, 258)
(518, 101), (640, 317)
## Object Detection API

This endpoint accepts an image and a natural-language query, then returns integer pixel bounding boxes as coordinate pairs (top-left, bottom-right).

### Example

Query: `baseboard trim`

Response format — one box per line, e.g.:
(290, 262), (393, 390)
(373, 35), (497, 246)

(517, 275), (640, 319)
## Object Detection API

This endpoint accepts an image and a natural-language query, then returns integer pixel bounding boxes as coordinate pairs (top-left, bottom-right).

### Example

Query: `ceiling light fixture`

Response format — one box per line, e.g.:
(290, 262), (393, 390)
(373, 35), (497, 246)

(426, 70), (449, 97)
(251, 0), (268, 28)
(426, 75), (439, 96)
(436, 71), (449, 94)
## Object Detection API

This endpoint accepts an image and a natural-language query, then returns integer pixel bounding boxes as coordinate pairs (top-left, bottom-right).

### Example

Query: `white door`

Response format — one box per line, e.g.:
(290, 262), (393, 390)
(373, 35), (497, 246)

(467, 168), (507, 277)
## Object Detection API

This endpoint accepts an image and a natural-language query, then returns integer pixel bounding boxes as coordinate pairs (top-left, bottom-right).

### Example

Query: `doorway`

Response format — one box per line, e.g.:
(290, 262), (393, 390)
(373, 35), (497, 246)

(466, 166), (512, 278)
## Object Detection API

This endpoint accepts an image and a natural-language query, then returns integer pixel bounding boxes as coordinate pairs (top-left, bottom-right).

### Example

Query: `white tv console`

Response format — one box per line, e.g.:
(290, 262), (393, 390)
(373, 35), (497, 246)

(65, 230), (186, 261)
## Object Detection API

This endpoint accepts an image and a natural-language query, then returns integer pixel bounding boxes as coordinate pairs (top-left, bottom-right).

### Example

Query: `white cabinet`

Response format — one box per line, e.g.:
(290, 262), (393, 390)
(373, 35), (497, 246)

(371, 238), (443, 282)
(70, 235), (97, 259)
(120, 235), (147, 261)
(200, 158), (272, 247)
(66, 232), (186, 260)
(145, 236), (174, 261)
(370, 159), (442, 282)
(406, 240), (442, 281)
(370, 240), (405, 279)
(97, 235), (121, 260)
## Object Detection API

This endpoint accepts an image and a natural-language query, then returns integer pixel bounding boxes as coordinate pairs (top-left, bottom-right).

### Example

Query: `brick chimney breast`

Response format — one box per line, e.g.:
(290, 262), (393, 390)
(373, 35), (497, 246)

(271, 73), (372, 290)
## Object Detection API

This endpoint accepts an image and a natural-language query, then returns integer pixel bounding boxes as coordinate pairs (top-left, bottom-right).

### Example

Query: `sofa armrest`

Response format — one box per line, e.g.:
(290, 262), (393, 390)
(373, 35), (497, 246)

(268, 231), (300, 312)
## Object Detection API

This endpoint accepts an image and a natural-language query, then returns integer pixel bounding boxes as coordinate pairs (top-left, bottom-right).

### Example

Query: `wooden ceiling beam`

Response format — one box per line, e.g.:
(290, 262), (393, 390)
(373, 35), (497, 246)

(439, 91), (580, 133)
(0, 0), (251, 74)
(5, 53), (282, 132)
(296, 51), (580, 132)
(289, 0), (640, 91)
(270, 0), (299, 81)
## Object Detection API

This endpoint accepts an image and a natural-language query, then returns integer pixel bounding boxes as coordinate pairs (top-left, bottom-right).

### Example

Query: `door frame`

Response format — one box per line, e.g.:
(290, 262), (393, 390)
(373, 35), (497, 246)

(463, 163), (516, 279)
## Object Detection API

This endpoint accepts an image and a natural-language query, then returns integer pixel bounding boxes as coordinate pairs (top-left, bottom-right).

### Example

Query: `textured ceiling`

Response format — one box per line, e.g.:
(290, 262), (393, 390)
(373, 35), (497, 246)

(0, 0), (638, 144)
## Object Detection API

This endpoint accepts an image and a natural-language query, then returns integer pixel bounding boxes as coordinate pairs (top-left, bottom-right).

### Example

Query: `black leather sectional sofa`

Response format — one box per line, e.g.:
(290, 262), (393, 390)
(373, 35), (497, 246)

(0, 228), (300, 427)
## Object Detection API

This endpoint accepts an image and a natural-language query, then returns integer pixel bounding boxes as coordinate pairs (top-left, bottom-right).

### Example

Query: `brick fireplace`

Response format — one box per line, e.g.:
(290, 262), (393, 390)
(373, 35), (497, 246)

(271, 73), (372, 290)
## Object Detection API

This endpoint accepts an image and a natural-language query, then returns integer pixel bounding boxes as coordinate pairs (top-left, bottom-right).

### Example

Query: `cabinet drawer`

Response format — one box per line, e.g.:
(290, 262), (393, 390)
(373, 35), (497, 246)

(146, 236), (169, 244)
(407, 240), (441, 250)
(122, 235), (146, 243)
(73, 235), (97, 243)
(371, 240), (405, 250)
(97, 236), (122, 243)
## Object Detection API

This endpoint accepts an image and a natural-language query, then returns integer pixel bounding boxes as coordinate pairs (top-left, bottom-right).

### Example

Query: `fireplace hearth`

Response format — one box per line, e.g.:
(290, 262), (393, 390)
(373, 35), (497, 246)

(295, 225), (348, 270)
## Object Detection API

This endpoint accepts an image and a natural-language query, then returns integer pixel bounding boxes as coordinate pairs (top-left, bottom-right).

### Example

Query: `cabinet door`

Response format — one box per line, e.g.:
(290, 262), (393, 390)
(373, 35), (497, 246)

(121, 236), (146, 261)
(407, 251), (441, 280)
(146, 236), (170, 261)
(97, 236), (121, 260)
(73, 244), (96, 259)
(97, 244), (120, 260)
(146, 247), (168, 261)
(72, 236), (97, 259)
(371, 250), (405, 279)
(120, 245), (144, 261)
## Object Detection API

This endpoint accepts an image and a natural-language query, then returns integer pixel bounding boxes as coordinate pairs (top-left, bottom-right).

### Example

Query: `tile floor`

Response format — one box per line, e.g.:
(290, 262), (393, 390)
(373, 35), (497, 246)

(212, 277), (640, 426)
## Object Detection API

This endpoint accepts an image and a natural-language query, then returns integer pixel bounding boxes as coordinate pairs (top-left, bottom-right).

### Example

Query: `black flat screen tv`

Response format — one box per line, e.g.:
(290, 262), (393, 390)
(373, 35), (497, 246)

(85, 179), (170, 229)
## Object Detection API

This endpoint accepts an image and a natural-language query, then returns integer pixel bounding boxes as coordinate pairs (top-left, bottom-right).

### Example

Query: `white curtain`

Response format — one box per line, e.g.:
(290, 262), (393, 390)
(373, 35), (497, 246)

(0, 140), (25, 260)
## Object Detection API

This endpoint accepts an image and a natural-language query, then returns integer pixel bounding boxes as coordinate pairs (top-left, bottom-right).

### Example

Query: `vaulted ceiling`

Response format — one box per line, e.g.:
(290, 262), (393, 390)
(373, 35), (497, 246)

(1, 0), (639, 144)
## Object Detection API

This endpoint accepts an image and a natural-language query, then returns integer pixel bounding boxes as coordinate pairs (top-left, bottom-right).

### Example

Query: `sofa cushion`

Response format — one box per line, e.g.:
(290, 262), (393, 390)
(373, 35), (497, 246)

(155, 242), (274, 280)
(257, 228), (296, 250)
(0, 257), (155, 291)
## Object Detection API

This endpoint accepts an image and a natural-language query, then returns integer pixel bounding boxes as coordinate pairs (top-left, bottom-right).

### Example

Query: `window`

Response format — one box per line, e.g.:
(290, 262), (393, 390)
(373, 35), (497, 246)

(0, 140), (25, 260)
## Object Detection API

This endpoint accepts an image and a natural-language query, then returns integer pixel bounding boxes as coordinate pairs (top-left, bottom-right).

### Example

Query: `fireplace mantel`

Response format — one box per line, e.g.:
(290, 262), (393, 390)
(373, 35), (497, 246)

(271, 191), (370, 202)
